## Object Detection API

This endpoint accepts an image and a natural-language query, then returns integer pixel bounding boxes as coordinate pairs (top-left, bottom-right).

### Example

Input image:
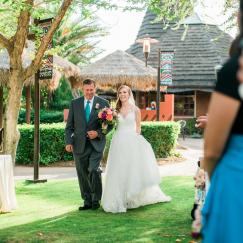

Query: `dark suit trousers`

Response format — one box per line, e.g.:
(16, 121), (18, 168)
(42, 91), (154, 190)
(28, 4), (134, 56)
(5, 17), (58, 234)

(73, 140), (103, 206)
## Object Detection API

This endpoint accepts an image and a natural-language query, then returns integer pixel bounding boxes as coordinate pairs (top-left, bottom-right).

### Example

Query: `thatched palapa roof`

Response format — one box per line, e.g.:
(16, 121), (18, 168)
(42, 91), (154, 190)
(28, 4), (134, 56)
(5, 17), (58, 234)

(127, 11), (233, 93)
(0, 43), (81, 90)
(78, 50), (157, 91)
(41, 55), (81, 90)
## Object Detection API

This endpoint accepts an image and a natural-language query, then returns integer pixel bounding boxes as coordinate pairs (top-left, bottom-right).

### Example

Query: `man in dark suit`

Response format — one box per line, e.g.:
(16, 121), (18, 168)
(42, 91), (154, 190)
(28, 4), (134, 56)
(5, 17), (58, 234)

(65, 79), (111, 210)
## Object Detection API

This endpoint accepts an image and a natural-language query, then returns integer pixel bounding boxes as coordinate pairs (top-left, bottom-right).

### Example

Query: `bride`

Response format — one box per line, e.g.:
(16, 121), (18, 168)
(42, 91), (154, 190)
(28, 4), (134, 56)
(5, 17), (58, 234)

(101, 85), (171, 213)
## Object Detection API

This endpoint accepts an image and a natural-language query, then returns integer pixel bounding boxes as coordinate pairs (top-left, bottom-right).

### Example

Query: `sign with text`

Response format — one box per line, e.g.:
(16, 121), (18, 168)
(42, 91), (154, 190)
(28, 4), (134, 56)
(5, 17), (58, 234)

(160, 51), (174, 86)
(38, 18), (53, 80)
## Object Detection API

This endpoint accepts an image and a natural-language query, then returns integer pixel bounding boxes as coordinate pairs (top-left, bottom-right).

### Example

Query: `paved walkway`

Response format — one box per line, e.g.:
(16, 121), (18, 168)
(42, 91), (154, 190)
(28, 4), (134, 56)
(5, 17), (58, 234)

(159, 137), (203, 177)
(14, 137), (203, 181)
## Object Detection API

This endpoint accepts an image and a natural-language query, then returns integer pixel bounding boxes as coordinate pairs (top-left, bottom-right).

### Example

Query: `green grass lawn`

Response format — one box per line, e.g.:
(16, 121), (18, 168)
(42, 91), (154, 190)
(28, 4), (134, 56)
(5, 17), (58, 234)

(0, 177), (196, 243)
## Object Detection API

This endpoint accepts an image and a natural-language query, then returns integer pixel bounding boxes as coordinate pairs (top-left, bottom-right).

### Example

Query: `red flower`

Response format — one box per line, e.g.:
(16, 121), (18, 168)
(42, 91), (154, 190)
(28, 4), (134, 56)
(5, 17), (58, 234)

(106, 114), (113, 121)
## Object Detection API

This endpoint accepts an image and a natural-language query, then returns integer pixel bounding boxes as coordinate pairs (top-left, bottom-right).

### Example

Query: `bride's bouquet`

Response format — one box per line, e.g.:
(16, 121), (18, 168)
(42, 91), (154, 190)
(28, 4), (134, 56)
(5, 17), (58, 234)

(98, 107), (117, 134)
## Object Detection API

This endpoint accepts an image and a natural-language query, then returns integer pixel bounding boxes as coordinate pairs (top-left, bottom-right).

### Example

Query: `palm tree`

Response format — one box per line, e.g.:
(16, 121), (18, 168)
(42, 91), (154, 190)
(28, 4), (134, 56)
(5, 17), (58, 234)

(53, 15), (107, 65)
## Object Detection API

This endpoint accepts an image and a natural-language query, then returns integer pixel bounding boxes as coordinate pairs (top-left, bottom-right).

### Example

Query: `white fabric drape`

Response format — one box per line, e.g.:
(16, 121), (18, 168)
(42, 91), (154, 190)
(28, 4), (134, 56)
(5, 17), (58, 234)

(0, 155), (17, 213)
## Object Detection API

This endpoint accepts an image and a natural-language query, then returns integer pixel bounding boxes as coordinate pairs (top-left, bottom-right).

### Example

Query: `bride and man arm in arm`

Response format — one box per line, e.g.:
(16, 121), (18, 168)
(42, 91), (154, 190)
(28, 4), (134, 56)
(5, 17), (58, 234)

(65, 79), (171, 213)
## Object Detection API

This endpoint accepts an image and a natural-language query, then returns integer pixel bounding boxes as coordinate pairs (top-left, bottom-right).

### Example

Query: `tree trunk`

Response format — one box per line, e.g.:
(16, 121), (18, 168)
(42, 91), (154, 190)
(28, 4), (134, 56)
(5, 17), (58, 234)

(3, 71), (24, 163)
(25, 85), (31, 124)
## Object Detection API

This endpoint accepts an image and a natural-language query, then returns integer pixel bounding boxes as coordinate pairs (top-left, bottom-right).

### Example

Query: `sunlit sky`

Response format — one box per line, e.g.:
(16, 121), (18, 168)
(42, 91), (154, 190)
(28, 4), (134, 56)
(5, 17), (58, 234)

(95, 0), (237, 61)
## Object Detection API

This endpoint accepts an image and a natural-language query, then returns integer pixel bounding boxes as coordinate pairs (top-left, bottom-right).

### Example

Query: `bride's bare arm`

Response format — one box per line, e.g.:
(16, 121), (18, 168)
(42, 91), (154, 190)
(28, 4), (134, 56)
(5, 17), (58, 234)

(135, 107), (141, 134)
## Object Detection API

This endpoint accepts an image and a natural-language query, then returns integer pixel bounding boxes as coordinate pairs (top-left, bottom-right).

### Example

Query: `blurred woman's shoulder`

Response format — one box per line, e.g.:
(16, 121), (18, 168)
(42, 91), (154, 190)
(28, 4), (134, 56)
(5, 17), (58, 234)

(216, 54), (241, 101)
(220, 55), (239, 76)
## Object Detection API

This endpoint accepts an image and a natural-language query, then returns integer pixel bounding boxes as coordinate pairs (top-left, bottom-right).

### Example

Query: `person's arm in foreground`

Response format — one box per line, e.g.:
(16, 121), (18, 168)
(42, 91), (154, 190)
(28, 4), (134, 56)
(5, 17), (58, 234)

(195, 115), (208, 129)
(203, 92), (240, 179)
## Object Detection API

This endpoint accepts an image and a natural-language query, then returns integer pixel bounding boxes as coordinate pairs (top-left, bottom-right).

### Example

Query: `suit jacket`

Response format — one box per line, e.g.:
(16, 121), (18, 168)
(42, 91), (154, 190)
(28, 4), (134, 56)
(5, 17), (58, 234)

(65, 95), (111, 154)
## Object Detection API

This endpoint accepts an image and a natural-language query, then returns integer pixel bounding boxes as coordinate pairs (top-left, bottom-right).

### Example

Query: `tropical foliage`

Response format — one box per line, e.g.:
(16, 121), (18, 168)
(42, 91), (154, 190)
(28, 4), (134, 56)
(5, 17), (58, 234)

(53, 15), (107, 65)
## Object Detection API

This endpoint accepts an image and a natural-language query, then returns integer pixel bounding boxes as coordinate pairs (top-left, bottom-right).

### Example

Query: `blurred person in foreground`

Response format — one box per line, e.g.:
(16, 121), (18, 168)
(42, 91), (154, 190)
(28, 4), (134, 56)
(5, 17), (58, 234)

(201, 1), (243, 242)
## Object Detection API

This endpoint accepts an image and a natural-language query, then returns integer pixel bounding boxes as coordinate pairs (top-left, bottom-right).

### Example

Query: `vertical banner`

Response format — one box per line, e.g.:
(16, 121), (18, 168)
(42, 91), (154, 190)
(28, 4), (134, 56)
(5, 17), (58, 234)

(38, 18), (53, 80)
(160, 51), (174, 86)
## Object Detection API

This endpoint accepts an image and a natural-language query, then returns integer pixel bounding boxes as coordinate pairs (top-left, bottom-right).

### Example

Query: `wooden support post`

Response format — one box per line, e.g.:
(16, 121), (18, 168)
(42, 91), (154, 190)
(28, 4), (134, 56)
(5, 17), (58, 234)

(156, 49), (161, 121)
(0, 87), (3, 128)
(27, 71), (47, 183)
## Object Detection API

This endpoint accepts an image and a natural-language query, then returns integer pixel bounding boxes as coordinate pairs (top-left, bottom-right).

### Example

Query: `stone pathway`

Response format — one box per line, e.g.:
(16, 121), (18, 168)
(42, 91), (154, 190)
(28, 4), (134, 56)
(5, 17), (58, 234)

(14, 137), (203, 180)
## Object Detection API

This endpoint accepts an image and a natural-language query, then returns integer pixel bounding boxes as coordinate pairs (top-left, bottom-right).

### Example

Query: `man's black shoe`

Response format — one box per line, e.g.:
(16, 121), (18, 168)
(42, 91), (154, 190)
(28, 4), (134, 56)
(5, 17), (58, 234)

(79, 205), (92, 211)
(92, 203), (100, 210)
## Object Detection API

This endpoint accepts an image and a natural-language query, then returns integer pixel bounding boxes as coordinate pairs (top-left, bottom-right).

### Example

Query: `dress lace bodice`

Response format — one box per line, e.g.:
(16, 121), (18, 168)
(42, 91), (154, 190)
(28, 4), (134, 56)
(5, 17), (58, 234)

(117, 109), (136, 133)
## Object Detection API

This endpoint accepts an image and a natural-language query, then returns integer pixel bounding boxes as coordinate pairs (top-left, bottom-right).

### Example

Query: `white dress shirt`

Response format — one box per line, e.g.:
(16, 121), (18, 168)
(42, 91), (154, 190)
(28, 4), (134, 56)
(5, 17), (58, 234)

(84, 96), (94, 112)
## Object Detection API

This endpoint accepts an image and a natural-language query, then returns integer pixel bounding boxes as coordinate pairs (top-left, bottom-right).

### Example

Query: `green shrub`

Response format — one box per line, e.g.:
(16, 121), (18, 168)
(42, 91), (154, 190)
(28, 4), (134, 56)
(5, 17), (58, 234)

(18, 109), (28, 124)
(16, 123), (73, 165)
(16, 122), (180, 165)
(16, 125), (35, 164)
(18, 109), (63, 124)
(50, 77), (74, 110)
(184, 118), (203, 136)
(141, 121), (180, 158)
(50, 100), (71, 111)
(39, 110), (63, 123)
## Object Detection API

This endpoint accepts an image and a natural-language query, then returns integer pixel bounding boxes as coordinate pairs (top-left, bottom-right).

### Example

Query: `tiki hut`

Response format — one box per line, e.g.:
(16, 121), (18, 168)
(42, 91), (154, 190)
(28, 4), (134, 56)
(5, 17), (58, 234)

(77, 50), (157, 92)
(127, 11), (233, 118)
(0, 44), (81, 124)
(0, 48), (81, 90)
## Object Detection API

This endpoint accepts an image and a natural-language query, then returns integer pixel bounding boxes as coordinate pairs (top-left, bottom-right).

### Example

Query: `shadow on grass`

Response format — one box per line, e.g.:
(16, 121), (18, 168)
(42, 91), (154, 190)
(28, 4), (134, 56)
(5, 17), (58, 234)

(0, 207), (193, 242)
(15, 179), (81, 206)
(0, 177), (195, 243)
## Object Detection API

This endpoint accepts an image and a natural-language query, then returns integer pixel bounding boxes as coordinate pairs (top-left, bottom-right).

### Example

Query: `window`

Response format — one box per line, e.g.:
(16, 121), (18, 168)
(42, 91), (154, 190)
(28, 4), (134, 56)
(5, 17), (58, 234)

(174, 95), (194, 117)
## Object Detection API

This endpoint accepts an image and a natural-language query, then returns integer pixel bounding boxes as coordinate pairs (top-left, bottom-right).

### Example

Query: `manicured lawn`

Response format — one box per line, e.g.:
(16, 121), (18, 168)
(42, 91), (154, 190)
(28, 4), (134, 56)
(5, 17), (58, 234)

(0, 177), (196, 242)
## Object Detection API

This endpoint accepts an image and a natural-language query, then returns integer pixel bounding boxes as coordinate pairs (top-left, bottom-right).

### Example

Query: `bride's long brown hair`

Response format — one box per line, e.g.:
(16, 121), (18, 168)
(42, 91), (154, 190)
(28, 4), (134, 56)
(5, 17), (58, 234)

(115, 85), (132, 112)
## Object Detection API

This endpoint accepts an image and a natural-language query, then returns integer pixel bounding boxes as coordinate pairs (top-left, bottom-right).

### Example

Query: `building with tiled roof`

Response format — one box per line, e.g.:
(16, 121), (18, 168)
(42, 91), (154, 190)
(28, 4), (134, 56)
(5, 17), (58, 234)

(127, 11), (233, 118)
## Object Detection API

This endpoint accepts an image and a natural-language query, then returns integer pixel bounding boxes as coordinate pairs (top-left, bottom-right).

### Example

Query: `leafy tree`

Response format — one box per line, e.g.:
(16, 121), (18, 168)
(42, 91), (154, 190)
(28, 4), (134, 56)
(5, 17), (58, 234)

(127, 0), (238, 29)
(0, 0), (74, 160)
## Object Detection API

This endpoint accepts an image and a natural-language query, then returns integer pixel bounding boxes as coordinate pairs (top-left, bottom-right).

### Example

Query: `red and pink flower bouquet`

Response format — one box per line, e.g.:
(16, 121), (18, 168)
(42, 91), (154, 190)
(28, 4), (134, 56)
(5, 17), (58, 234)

(98, 107), (117, 134)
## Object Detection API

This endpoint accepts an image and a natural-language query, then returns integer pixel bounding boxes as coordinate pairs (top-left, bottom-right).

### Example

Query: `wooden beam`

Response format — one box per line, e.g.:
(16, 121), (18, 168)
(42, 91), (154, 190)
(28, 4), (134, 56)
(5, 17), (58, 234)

(26, 72), (47, 183)
(135, 91), (139, 106)
(156, 49), (161, 121)
(34, 71), (40, 180)
(0, 86), (3, 128)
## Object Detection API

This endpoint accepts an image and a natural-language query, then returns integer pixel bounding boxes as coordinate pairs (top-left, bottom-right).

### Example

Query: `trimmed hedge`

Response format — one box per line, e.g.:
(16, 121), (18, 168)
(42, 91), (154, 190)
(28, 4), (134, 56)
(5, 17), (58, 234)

(16, 122), (180, 165)
(18, 109), (63, 124)
(141, 121), (180, 157)
(16, 123), (73, 165)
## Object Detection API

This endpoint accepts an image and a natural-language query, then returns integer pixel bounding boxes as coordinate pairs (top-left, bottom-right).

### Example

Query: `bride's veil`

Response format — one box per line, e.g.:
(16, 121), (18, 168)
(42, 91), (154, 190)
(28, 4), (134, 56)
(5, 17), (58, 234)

(128, 87), (136, 106)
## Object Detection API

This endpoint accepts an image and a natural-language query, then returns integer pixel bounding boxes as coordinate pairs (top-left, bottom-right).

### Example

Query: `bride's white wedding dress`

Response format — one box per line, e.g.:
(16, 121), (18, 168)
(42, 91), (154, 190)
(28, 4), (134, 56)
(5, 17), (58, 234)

(101, 107), (171, 213)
